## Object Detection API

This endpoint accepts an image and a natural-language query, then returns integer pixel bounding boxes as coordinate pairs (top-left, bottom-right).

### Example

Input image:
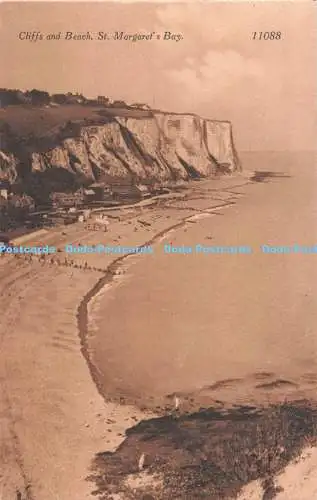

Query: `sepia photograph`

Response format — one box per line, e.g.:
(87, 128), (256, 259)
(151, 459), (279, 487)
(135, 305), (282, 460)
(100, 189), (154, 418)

(0, 1), (317, 499)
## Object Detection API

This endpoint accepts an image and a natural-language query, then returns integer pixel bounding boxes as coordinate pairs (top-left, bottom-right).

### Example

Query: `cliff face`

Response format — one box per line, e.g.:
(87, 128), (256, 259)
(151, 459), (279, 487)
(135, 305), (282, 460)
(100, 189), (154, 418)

(0, 150), (19, 183)
(0, 111), (240, 195)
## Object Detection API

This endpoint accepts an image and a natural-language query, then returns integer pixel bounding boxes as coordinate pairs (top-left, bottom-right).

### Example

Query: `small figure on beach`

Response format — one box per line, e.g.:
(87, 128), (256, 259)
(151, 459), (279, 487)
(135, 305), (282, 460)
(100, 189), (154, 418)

(138, 452), (145, 471)
(174, 395), (180, 411)
(95, 214), (110, 232)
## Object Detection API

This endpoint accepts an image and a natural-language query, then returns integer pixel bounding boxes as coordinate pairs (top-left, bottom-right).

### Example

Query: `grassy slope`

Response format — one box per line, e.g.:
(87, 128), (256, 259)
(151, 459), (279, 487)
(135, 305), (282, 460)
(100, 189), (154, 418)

(89, 402), (317, 500)
(0, 105), (152, 139)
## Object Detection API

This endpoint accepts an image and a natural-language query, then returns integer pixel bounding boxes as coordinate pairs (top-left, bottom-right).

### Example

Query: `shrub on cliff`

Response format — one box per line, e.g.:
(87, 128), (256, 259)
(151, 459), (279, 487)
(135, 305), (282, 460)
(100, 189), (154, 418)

(0, 89), (30, 107)
(25, 89), (50, 106)
(52, 93), (68, 105)
(8, 193), (35, 210)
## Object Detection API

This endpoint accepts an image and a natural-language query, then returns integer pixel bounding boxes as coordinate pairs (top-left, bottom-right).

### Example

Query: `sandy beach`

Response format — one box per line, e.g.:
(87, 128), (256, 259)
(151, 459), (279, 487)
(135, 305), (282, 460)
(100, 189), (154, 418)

(0, 169), (247, 499)
(1, 152), (317, 499)
(0, 257), (153, 499)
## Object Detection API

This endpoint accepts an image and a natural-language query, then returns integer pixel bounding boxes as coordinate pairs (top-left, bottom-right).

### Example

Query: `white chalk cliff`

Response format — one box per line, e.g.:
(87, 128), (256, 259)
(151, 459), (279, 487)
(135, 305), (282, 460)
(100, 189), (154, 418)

(0, 112), (241, 193)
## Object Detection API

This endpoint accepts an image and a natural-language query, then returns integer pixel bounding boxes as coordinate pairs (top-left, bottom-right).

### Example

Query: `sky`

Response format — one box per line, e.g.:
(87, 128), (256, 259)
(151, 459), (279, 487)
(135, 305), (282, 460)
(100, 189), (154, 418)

(0, 1), (316, 151)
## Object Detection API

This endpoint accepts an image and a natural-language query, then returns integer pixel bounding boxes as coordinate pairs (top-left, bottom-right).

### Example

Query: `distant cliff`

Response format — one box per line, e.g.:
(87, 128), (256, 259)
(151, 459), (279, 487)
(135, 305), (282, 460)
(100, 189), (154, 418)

(0, 108), (241, 200)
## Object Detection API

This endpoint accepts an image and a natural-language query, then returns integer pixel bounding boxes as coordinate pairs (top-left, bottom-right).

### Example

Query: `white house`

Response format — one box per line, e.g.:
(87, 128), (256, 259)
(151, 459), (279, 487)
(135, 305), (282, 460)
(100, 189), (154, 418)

(0, 188), (8, 200)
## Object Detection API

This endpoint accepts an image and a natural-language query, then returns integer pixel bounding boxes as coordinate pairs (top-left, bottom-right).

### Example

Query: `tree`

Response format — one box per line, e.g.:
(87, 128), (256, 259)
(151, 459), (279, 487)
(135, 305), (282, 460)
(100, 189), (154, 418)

(0, 89), (28, 106)
(25, 89), (50, 106)
(52, 93), (68, 105)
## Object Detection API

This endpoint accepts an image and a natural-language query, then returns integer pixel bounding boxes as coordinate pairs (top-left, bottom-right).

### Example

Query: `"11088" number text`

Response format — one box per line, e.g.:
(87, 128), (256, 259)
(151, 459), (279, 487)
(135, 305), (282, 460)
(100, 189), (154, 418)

(252, 31), (282, 40)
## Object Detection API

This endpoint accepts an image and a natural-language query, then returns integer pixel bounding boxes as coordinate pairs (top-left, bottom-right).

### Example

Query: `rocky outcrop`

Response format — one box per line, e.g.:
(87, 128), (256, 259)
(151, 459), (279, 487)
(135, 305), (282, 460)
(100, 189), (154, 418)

(0, 150), (19, 183)
(0, 111), (241, 197)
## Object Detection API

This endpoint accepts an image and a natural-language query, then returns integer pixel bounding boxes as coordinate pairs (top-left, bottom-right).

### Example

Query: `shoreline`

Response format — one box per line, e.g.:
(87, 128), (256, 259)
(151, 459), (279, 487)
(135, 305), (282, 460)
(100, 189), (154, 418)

(86, 159), (317, 413)
(84, 158), (317, 499)
(77, 187), (245, 411)
(1, 175), (244, 498)
(2, 162), (317, 499)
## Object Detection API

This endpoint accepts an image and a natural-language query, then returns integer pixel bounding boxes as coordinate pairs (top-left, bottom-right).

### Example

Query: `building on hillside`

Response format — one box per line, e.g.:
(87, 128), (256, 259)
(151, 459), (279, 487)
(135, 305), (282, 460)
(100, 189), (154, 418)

(150, 183), (170, 195)
(136, 184), (151, 199)
(110, 182), (151, 202)
(0, 188), (8, 200)
(0, 180), (11, 200)
(83, 183), (112, 202)
(129, 103), (151, 110)
(111, 100), (128, 108)
(50, 191), (84, 208)
(97, 96), (111, 106)
(83, 188), (97, 202)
